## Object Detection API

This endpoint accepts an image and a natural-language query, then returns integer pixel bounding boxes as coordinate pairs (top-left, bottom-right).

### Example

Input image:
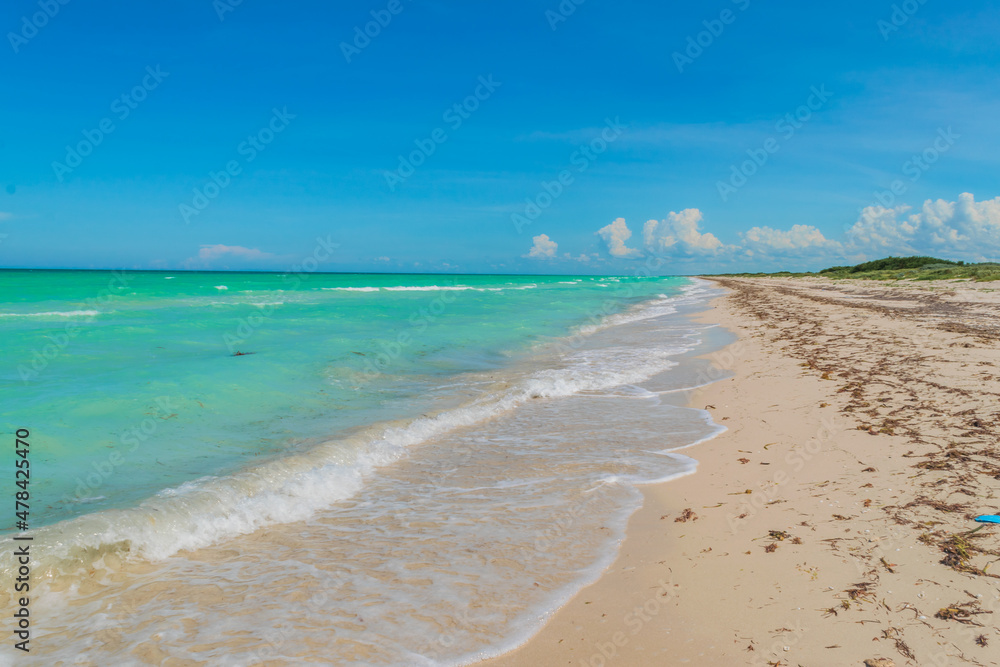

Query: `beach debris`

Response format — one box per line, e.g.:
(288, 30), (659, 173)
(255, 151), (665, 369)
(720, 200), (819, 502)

(768, 530), (791, 541)
(863, 657), (895, 667)
(916, 459), (952, 470)
(863, 499), (872, 507)
(938, 532), (1000, 577)
(880, 627), (915, 660)
(862, 467), (876, 472)
(879, 557), (897, 573)
(729, 489), (753, 495)
(845, 582), (876, 603)
(764, 543), (778, 553)
(935, 600), (992, 624)
(976, 634), (989, 646)
(738, 457), (750, 464)
(674, 508), (698, 523)
(974, 514), (1000, 524)
(833, 514), (851, 520)
(232, 351), (255, 356)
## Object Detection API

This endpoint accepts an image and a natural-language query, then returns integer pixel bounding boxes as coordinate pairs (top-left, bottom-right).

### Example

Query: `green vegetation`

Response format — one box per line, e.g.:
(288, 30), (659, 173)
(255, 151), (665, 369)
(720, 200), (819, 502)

(708, 256), (1000, 282)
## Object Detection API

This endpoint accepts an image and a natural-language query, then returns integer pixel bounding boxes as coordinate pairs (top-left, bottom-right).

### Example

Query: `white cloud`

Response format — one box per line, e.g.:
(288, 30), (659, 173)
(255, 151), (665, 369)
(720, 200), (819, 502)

(525, 233), (558, 259)
(375, 256), (391, 262)
(643, 209), (723, 254)
(579, 193), (998, 268)
(197, 244), (276, 262)
(847, 193), (1000, 259)
(846, 205), (919, 252)
(597, 218), (642, 258)
(742, 224), (840, 253)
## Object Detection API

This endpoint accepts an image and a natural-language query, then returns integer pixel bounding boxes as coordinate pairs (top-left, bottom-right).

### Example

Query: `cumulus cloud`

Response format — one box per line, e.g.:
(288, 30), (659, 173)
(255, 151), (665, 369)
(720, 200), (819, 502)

(525, 233), (558, 259)
(583, 193), (998, 268)
(742, 224), (840, 254)
(643, 209), (723, 254)
(197, 244), (276, 262)
(597, 218), (642, 258)
(847, 193), (1000, 259)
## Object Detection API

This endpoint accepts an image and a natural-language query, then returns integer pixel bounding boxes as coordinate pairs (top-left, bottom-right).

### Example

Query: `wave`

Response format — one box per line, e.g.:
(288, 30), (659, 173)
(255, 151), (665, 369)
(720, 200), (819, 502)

(0, 281), (717, 578)
(579, 280), (713, 335)
(382, 286), (481, 291)
(0, 310), (101, 318)
(322, 285), (541, 293)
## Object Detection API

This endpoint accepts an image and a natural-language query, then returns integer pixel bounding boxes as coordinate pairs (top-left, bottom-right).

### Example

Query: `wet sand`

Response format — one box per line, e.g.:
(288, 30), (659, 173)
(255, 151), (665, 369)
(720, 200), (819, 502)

(483, 277), (1000, 667)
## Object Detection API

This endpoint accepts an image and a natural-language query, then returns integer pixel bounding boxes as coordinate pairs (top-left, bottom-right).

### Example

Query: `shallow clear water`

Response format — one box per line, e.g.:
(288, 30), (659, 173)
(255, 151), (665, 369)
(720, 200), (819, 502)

(0, 271), (728, 665)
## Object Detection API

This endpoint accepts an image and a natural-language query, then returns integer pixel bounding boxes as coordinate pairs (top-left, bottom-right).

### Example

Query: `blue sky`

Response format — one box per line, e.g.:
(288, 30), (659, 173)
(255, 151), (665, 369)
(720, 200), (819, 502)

(2, 0), (999, 274)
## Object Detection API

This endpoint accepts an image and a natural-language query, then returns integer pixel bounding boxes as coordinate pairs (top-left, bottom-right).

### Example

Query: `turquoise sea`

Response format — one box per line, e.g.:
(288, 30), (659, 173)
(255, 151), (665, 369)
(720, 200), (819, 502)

(0, 270), (728, 665)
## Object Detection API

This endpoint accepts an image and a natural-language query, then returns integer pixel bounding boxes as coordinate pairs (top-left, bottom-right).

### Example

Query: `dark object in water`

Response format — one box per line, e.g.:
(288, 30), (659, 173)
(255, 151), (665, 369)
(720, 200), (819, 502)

(233, 351), (255, 357)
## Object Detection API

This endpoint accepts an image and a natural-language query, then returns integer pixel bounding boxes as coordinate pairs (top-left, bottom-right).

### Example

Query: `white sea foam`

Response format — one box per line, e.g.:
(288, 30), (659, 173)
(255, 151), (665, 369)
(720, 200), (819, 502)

(322, 286), (380, 292)
(383, 285), (478, 291)
(15, 285), (711, 566)
(1, 278), (735, 666)
(214, 285), (228, 290)
(0, 309), (101, 318)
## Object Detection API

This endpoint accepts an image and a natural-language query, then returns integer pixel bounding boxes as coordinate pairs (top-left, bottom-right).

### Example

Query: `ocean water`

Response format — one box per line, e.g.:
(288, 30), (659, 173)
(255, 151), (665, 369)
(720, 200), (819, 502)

(0, 270), (728, 665)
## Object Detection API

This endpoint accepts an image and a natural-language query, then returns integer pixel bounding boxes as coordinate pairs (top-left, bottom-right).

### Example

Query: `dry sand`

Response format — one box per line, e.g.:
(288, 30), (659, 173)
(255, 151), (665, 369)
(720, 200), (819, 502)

(482, 277), (1000, 667)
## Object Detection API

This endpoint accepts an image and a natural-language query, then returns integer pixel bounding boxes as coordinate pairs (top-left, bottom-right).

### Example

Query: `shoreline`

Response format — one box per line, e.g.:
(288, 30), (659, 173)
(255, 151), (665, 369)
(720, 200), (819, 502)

(482, 277), (1000, 667)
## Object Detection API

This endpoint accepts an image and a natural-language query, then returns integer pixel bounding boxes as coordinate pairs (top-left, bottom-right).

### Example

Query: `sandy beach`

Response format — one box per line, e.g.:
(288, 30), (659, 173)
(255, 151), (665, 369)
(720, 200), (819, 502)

(483, 277), (1000, 667)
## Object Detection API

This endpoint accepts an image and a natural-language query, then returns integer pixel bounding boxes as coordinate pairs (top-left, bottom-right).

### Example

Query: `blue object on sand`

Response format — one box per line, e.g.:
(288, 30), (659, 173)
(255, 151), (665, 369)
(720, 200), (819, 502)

(974, 515), (1000, 524)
